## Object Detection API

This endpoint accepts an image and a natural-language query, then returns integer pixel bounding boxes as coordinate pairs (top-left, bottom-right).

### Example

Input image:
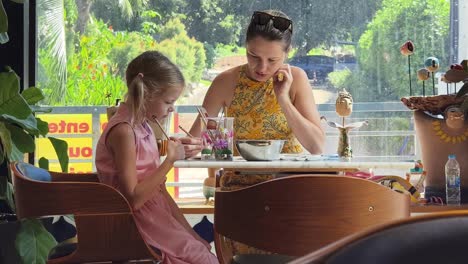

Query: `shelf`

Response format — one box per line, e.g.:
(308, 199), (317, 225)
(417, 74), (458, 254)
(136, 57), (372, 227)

(176, 198), (214, 214)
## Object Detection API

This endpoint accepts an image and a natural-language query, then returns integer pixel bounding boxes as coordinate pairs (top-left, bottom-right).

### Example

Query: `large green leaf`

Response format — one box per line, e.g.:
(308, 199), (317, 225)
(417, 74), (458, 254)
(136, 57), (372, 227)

(0, 171), (7, 200)
(21, 87), (45, 105)
(0, 177), (14, 212)
(15, 219), (57, 264)
(6, 123), (35, 154)
(6, 181), (14, 212)
(0, 69), (32, 119)
(9, 141), (25, 162)
(0, 149), (3, 168)
(36, 118), (49, 137)
(0, 122), (13, 160)
(0, 0), (8, 44)
(1, 113), (40, 136)
(49, 137), (69, 172)
(38, 157), (49, 170)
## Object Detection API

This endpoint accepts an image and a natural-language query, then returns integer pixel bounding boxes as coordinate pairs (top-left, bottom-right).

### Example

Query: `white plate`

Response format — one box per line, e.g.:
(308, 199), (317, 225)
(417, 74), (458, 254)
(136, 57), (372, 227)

(280, 154), (324, 161)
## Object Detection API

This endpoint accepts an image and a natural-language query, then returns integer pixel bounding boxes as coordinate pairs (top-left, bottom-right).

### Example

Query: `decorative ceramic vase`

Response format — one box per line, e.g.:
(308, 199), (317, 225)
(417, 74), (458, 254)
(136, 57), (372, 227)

(414, 110), (468, 202)
(202, 177), (216, 204)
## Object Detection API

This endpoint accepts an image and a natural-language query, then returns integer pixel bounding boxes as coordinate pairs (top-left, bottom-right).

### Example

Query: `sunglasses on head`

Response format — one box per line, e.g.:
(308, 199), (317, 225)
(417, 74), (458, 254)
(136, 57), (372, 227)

(251, 11), (293, 33)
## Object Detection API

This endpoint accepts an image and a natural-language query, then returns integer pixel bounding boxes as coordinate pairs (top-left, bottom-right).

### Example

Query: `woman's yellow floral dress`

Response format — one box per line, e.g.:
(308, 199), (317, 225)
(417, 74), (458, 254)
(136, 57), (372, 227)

(221, 65), (304, 256)
(227, 65), (303, 153)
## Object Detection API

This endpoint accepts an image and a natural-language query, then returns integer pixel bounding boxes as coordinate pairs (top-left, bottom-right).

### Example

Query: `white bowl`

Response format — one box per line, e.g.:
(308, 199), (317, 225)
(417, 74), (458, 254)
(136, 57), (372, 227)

(235, 140), (285, 161)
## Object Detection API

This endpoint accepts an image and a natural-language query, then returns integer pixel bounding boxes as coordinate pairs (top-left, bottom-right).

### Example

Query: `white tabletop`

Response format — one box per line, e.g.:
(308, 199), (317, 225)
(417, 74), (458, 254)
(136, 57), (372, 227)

(174, 155), (415, 170)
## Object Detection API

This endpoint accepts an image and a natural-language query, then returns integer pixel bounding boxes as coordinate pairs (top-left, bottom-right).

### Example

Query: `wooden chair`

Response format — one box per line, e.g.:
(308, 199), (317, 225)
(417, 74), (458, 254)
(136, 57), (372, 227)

(289, 211), (468, 264)
(214, 175), (411, 264)
(11, 161), (161, 263)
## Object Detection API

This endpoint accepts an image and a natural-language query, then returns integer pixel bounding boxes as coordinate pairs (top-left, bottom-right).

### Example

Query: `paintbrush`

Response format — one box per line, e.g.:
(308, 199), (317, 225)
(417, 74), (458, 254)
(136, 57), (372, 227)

(151, 115), (170, 140)
(178, 125), (194, 138)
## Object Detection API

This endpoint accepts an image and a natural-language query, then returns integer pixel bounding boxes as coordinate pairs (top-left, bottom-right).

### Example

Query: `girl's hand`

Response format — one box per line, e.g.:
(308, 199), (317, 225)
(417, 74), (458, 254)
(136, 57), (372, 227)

(273, 64), (293, 102)
(179, 137), (203, 158)
(166, 138), (185, 163)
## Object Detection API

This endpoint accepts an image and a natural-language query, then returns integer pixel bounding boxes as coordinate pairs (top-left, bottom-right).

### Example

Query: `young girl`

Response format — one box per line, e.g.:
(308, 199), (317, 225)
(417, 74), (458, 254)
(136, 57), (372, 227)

(95, 51), (218, 264)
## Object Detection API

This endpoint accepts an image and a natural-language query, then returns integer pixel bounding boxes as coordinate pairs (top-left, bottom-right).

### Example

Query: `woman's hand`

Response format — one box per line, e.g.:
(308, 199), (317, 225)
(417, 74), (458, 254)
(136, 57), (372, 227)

(166, 138), (185, 163)
(179, 137), (203, 158)
(273, 64), (293, 102)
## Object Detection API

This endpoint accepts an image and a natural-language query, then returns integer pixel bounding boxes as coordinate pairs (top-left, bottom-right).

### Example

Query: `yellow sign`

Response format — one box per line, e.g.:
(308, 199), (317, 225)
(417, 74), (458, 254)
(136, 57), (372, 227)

(100, 114), (109, 133)
(36, 137), (93, 160)
(34, 111), (176, 196)
(37, 114), (92, 134)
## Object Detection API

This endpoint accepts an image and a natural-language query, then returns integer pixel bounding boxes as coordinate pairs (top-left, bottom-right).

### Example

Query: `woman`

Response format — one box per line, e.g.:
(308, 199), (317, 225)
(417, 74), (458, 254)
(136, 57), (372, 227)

(189, 10), (325, 154)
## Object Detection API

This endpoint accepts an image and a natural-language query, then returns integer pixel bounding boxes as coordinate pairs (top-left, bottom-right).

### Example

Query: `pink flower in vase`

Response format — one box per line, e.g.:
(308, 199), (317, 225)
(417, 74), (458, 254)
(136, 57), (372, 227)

(225, 129), (234, 138)
(214, 139), (228, 150)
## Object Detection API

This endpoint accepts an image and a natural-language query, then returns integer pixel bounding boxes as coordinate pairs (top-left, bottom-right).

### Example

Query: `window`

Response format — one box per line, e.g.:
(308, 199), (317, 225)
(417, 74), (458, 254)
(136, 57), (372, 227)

(35, 0), (464, 196)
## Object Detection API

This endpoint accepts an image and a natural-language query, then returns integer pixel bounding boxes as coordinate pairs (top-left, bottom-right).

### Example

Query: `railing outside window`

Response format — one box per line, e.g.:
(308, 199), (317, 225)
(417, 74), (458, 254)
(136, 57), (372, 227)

(35, 102), (418, 198)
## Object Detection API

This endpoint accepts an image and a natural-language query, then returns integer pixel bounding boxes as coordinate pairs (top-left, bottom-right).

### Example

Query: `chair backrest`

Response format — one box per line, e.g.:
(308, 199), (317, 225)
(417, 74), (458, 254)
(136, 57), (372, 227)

(289, 211), (468, 264)
(214, 175), (410, 262)
(11, 161), (160, 263)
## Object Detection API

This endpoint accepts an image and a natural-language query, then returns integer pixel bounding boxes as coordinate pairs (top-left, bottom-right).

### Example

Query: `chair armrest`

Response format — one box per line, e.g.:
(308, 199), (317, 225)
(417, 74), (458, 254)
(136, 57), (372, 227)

(14, 175), (131, 219)
(50, 171), (99, 182)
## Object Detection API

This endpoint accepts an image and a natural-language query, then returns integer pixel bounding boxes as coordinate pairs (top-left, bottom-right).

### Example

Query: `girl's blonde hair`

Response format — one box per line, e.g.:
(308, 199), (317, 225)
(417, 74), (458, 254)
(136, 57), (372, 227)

(125, 51), (185, 125)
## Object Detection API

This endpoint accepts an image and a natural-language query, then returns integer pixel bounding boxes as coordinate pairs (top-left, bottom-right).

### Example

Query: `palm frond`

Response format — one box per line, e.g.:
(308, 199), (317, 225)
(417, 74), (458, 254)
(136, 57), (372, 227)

(118, 0), (133, 19)
(38, 0), (67, 104)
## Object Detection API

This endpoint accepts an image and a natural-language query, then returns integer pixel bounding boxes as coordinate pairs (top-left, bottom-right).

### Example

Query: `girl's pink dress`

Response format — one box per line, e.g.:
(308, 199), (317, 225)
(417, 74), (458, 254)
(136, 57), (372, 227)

(95, 103), (218, 264)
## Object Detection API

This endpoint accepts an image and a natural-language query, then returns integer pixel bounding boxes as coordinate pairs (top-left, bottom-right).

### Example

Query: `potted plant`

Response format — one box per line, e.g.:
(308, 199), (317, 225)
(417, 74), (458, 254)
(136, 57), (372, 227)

(455, 78), (468, 112)
(2, 0), (70, 262)
(0, 66), (69, 264)
(401, 59), (468, 203)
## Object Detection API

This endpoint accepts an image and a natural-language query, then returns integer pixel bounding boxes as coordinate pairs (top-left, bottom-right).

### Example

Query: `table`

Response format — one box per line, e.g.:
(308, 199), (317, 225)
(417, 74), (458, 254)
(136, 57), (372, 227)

(174, 157), (468, 215)
(174, 156), (415, 172)
(174, 155), (415, 214)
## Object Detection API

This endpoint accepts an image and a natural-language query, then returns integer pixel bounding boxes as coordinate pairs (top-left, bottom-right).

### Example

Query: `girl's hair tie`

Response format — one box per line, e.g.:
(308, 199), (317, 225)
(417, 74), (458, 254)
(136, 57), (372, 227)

(138, 72), (144, 78)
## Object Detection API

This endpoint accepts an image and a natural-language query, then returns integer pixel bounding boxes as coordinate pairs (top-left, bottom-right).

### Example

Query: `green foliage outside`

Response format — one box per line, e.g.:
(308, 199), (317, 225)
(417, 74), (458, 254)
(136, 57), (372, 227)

(331, 0), (449, 155)
(158, 18), (206, 86)
(35, 0), (452, 106)
(328, 69), (352, 91)
(213, 43), (246, 58)
(39, 17), (207, 106)
(348, 0), (450, 102)
(307, 47), (333, 56)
